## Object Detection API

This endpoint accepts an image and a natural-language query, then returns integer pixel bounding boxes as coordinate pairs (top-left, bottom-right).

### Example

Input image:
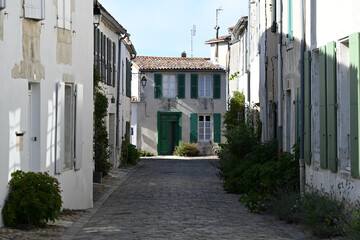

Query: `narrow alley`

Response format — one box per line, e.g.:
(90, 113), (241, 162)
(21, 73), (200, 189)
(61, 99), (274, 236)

(61, 158), (312, 240)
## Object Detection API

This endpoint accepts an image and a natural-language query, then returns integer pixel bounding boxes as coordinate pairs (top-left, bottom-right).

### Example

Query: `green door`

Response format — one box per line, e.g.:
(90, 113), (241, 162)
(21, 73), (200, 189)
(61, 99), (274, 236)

(158, 112), (182, 155)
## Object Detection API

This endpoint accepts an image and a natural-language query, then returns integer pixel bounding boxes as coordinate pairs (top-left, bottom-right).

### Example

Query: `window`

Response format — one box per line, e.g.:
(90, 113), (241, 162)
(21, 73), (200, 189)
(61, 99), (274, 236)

(0, 0), (6, 9)
(199, 75), (212, 98)
(199, 115), (211, 141)
(58, 0), (71, 29)
(24, 0), (45, 20)
(163, 75), (176, 98)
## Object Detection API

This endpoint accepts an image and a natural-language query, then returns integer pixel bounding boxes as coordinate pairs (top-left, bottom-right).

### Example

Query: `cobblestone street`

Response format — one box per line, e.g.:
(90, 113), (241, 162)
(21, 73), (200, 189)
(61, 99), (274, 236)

(62, 157), (314, 240)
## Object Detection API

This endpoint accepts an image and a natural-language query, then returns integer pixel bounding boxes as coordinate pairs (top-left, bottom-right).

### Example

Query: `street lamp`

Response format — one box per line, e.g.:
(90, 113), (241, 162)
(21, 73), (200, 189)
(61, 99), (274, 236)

(93, 1), (102, 27)
(141, 75), (147, 88)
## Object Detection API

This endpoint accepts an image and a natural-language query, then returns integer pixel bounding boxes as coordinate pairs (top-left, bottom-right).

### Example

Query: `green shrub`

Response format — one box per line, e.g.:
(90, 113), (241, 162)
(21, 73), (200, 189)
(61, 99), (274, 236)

(139, 150), (155, 157)
(299, 192), (344, 238)
(346, 210), (360, 239)
(173, 142), (200, 157)
(2, 170), (62, 227)
(271, 191), (302, 223)
(121, 141), (140, 166)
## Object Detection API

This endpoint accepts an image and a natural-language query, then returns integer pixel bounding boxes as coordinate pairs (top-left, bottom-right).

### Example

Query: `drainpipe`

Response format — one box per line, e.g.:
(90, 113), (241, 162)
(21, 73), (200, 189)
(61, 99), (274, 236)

(263, 1), (268, 142)
(299, 0), (305, 192)
(277, 0), (283, 152)
(247, 0), (251, 109)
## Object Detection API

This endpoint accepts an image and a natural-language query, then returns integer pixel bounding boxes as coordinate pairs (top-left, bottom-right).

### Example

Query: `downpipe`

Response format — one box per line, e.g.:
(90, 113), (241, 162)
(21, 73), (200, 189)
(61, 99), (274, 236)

(277, 0), (283, 153)
(299, 0), (305, 192)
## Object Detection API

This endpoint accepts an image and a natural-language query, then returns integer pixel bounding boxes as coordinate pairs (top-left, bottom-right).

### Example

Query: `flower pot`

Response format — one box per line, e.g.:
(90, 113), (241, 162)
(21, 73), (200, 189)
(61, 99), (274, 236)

(93, 172), (102, 183)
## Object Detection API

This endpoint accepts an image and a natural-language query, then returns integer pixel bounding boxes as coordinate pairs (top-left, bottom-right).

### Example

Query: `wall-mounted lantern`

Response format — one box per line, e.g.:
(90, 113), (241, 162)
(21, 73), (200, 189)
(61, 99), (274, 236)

(93, 1), (102, 27)
(141, 75), (147, 88)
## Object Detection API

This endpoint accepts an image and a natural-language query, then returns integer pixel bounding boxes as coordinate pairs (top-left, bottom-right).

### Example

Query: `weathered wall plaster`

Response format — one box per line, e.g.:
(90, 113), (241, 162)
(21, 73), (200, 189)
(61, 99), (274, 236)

(57, 29), (72, 65)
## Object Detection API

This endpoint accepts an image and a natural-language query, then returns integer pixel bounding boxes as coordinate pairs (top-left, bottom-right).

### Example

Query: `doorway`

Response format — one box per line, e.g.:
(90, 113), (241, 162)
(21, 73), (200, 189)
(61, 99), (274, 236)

(157, 112), (182, 155)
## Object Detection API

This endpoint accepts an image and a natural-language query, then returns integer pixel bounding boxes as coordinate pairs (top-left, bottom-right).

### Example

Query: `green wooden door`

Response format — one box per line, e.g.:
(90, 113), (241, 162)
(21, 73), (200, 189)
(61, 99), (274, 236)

(158, 112), (182, 155)
(159, 121), (170, 155)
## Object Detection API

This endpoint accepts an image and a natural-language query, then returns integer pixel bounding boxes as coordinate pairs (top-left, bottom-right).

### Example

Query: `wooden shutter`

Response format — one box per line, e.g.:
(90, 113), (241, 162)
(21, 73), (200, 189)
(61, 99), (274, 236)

(304, 51), (312, 165)
(327, 41), (337, 173)
(126, 59), (131, 97)
(319, 45), (328, 169)
(154, 73), (162, 99)
(64, 0), (71, 30)
(350, 32), (360, 178)
(287, 0), (293, 41)
(190, 113), (198, 143)
(24, 0), (44, 20)
(177, 74), (185, 99)
(107, 38), (112, 86)
(213, 113), (221, 143)
(191, 74), (198, 99)
(0, 0), (6, 9)
(74, 84), (83, 170)
(213, 74), (221, 99)
(113, 42), (116, 87)
(55, 82), (65, 174)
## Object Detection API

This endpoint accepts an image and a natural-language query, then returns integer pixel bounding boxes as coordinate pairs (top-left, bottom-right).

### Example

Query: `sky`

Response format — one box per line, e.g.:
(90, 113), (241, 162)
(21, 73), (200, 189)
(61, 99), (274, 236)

(98, 0), (249, 58)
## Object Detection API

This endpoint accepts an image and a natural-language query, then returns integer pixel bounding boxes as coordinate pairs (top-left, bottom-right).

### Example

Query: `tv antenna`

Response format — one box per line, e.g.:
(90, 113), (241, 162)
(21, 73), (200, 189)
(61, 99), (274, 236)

(215, 7), (223, 38)
(191, 25), (196, 57)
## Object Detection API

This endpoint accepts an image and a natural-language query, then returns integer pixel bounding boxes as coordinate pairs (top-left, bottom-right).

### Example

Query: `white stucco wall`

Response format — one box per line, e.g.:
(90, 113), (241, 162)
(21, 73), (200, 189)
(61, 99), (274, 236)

(0, 0), (93, 226)
(209, 42), (229, 68)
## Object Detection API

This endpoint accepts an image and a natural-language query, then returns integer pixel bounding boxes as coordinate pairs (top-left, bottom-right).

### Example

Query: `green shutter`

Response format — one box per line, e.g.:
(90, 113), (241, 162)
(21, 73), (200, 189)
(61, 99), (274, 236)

(154, 73), (162, 99)
(190, 113), (198, 143)
(350, 32), (360, 178)
(327, 41), (337, 173)
(191, 74), (198, 99)
(295, 88), (300, 141)
(319, 45), (328, 169)
(213, 113), (221, 143)
(213, 74), (221, 99)
(177, 74), (185, 99)
(126, 59), (131, 97)
(304, 51), (312, 165)
(287, 0), (293, 41)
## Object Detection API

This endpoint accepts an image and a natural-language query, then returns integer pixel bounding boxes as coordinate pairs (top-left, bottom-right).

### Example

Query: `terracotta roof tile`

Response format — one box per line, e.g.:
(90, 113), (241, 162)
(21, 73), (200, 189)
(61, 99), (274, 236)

(132, 56), (225, 72)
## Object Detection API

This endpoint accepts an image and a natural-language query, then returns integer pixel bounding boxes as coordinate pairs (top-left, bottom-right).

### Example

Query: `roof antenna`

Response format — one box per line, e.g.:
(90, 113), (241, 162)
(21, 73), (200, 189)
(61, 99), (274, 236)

(191, 25), (196, 57)
(215, 7), (223, 39)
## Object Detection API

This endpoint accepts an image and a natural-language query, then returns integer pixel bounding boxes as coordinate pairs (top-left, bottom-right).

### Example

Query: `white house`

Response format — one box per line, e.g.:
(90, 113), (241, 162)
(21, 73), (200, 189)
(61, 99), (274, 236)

(94, 2), (136, 169)
(131, 55), (226, 155)
(0, 0), (93, 226)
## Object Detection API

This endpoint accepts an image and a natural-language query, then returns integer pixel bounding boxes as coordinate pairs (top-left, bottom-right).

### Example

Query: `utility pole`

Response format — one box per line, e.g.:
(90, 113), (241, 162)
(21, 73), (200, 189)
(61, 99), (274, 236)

(191, 25), (196, 57)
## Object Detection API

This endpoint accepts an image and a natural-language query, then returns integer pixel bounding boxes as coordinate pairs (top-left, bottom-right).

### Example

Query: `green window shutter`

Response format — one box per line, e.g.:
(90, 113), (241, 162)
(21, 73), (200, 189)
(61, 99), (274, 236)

(126, 59), (131, 98)
(191, 74), (198, 99)
(213, 113), (221, 143)
(213, 74), (221, 99)
(190, 113), (198, 143)
(350, 32), (360, 178)
(304, 51), (312, 165)
(295, 88), (300, 141)
(154, 73), (162, 99)
(287, 0), (293, 41)
(177, 74), (185, 99)
(319, 45), (328, 169)
(327, 41), (337, 173)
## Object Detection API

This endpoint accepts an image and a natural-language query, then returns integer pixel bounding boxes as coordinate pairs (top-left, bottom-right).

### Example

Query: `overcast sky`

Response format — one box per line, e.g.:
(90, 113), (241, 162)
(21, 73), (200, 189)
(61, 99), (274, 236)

(98, 0), (248, 58)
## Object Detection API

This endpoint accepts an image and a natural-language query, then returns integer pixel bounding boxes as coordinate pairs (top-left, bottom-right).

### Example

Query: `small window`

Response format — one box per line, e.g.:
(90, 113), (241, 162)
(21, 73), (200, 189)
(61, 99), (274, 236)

(199, 115), (211, 141)
(0, 0), (6, 9)
(199, 75), (212, 98)
(24, 0), (45, 20)
(163, 75), (176, 98)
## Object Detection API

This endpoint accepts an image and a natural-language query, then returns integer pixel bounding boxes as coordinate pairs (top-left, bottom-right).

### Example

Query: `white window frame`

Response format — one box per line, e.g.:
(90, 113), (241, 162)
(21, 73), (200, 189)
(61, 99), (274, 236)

(0, 0), (6, 9)
(199, 115), (211, 141)
(58, 0), (71, 30)
(163, 75), (176, 98)
(24, 0), (45, 20)
(199, 75), (212, 98)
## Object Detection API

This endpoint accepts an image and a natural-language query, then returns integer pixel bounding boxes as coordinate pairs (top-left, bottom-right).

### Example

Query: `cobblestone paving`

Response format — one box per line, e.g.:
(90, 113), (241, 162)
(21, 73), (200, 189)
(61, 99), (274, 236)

(69, 158), (315, 240)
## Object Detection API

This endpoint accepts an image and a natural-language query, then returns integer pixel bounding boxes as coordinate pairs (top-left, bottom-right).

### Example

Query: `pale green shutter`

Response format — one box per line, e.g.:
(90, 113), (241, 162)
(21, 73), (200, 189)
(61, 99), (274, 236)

(191, 74), (198, 99)
(213, 74), (221, 99)
(213, 113), (221, 143)
(350, 32), (360, 178)
(287, 0), (293, 41)
(304, 51), (312, 165)
(327, 41), (337, 173)
(319, 46), (328, 169)
(154, 73), (162, 99)
(190, 113), (198, 143)
(177, 74), (185, 99)
(126, 59), (131, 97)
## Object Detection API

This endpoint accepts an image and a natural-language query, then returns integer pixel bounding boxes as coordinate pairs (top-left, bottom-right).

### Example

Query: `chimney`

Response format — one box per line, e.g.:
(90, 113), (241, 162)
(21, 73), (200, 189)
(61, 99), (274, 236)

(181, 51), (187, 57)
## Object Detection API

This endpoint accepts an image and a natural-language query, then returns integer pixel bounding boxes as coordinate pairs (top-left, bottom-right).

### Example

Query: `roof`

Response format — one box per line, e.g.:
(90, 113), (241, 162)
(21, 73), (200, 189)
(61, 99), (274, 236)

(204, 34), (231, 44)
(132, 56), (225, 72)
